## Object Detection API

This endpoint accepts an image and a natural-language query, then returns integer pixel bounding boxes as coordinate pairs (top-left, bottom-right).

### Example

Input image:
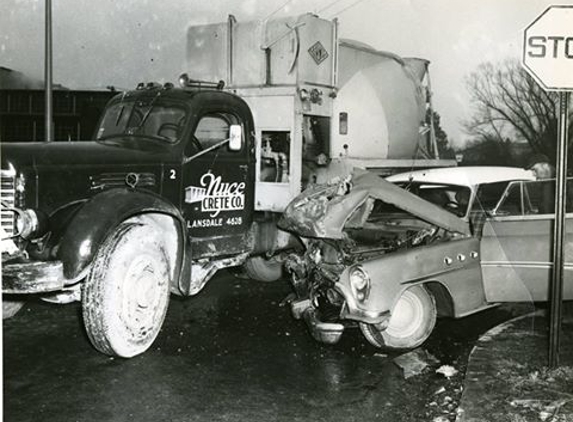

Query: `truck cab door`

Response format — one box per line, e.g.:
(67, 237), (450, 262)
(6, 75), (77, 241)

(181, 100), (255, 260)
(480, 179), (573, 302)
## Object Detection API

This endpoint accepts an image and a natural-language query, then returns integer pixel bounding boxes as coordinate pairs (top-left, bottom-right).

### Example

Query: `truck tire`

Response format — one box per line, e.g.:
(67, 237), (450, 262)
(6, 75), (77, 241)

(82, 221), (171, 358)
(359, 285), (436, 350)
(3, 300), (24, 319)
(243, 256), (284, 282)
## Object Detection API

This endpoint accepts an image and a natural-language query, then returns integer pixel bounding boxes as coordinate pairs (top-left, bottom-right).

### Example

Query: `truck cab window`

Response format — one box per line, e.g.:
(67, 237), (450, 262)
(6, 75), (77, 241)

(194, 113), (238, 153)
(187, 113), (241, 157)
(96, 100), (186, 143)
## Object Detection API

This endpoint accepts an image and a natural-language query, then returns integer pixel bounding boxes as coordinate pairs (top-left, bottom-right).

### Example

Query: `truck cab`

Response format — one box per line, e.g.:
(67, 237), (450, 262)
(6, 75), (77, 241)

(2, 83), (263, 357)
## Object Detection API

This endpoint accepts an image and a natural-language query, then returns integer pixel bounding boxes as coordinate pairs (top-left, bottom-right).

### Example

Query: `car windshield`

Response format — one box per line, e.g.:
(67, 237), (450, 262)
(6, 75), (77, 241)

(396, 182), (472, 217)
(95, 99), (187, 144)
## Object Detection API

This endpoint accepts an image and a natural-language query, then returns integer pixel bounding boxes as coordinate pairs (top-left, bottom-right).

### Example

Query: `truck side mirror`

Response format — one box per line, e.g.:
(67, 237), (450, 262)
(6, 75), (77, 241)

(229, 125), (243, 151)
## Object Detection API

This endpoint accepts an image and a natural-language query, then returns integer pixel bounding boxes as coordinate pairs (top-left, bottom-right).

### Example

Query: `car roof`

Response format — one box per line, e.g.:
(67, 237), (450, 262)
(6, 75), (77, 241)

(386, 166), (536, 187)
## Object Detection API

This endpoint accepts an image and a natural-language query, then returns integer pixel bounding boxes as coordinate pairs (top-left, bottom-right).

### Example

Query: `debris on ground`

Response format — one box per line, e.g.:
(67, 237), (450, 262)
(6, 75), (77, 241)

(436, 365), (458, 379)
(510, 398), (571, 421)
(457, 307), (573, 422)
(393, 348), (439, 379)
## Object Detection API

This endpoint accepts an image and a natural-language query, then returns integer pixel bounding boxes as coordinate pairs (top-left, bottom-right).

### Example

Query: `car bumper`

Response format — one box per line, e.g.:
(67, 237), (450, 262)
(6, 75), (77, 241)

(335, 282), (391, 325)
(340, 302), (391, 326)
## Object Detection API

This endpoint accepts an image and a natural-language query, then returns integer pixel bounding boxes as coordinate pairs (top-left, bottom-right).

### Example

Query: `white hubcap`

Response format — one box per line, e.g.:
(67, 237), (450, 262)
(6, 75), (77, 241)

(385, 290), (424, 339)
(121, 254), (164, 336)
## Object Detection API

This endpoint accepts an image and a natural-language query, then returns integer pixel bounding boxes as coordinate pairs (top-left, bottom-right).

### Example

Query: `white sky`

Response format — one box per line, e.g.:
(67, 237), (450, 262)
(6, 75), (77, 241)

(1, 0), (569, 146)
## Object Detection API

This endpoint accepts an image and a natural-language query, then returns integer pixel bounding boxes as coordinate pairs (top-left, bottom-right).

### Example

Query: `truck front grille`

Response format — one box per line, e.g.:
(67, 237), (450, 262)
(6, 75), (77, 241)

(1, 169), (16, 238)
(89, 172), (157, 191)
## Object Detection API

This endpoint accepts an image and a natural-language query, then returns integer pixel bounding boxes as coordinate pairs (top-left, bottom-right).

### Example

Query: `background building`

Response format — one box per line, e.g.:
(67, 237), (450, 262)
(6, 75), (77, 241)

(0, 67), (116, 142)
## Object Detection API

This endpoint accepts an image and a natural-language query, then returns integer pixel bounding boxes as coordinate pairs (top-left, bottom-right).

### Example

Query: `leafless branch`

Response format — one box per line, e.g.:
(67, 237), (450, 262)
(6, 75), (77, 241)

(463, 58), (567, 159)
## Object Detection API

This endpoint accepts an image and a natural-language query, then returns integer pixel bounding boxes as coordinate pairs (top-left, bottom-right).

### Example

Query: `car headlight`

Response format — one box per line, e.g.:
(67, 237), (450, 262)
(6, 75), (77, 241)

(349, 266), (371, 302)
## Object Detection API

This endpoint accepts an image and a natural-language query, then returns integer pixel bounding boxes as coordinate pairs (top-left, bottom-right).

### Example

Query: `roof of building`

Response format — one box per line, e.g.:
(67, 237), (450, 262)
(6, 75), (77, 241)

(1, 67), (61, 90)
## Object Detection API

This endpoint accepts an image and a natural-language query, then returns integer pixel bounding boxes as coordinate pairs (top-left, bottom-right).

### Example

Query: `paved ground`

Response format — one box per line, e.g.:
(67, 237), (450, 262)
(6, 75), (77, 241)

(3, 271), (531, 422)
(458, 304), (573, 422)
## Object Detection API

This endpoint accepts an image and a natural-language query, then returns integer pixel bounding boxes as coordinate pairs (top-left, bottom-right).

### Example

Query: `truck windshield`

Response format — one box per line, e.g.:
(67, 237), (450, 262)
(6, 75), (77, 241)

(96, 100), (187, 144)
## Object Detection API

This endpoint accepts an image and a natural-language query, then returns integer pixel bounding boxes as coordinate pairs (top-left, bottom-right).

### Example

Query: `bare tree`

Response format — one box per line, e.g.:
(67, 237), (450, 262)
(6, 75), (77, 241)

(464, 58), (570, 161)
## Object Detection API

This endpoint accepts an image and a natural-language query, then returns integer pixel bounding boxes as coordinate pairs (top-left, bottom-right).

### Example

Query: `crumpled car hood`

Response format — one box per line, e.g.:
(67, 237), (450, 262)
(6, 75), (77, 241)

(279, 169), (471, 239)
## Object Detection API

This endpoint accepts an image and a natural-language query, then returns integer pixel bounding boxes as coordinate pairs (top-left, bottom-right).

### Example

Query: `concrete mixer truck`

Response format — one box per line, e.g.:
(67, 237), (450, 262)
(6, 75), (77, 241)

(1, 13), (455, 357)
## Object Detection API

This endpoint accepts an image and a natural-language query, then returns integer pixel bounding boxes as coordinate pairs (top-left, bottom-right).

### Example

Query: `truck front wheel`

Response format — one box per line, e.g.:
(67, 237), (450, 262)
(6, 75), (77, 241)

(243, 256), (284, 282)
(359, 285), (436, 350)
(82, 221), (171, 358)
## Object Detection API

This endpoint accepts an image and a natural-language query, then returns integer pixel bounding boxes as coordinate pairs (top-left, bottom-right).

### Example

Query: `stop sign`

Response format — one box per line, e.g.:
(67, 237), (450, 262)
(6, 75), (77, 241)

(523, 5), (573, 91)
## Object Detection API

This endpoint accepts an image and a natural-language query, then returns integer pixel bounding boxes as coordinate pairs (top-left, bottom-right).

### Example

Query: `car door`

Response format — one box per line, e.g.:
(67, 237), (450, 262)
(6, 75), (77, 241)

(480, 179), (573, 302)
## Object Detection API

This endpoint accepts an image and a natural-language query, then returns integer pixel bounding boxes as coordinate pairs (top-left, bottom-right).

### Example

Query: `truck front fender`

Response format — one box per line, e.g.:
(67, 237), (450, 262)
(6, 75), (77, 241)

(59, 188), (186, 282)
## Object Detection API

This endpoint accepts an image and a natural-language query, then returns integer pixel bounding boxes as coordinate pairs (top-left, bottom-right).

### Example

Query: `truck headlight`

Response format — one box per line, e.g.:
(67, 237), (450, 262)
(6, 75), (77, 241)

(15, 208), (40, 239)
(349, 266), (370, 302)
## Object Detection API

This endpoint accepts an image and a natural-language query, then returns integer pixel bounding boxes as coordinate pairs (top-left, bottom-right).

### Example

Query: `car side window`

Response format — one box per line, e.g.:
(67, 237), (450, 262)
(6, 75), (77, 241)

(527, 178), (573, 214)
(472, 182), (510, 213)
(495, 182), (524, 215)
(523, 179), (556, 214)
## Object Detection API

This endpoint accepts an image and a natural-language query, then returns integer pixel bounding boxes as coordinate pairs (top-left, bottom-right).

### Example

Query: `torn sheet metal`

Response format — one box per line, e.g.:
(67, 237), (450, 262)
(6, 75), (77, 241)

(279, 169), (470, 239)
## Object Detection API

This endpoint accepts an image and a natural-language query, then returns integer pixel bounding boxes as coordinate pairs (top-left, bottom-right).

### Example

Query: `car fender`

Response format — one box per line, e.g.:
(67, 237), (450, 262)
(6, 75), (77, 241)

(338, 237), (484, 323)
(59, 188), (186, 283)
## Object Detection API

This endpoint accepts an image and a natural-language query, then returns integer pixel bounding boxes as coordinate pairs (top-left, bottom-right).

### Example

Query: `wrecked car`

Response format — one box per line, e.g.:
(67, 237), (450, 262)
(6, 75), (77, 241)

(280, 166), (573, 350)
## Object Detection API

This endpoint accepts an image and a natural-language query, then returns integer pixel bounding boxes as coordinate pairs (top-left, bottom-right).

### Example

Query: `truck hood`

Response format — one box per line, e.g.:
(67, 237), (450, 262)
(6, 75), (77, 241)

(1, 140), (175, 215)
(1, 139), (173, 169)
(279, 169), (470, 239)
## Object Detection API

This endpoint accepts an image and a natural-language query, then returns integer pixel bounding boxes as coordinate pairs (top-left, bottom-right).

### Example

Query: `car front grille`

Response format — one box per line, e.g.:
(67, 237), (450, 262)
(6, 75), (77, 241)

(1, 169), (16, 238)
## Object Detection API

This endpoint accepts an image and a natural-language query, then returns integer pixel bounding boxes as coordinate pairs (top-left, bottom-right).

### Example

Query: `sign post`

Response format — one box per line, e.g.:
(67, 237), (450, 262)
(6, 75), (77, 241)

(549, 91), (570, 368)
(522, 5), (573, 368)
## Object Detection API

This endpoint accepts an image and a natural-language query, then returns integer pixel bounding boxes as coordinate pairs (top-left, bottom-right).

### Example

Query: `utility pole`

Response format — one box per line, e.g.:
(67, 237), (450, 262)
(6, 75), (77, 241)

(45, 0), (53, 142)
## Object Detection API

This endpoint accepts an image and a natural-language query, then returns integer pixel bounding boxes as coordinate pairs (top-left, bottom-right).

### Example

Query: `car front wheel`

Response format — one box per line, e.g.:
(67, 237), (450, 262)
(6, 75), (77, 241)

(360, 285), (436, 350)
(82, 220), (171, 358)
